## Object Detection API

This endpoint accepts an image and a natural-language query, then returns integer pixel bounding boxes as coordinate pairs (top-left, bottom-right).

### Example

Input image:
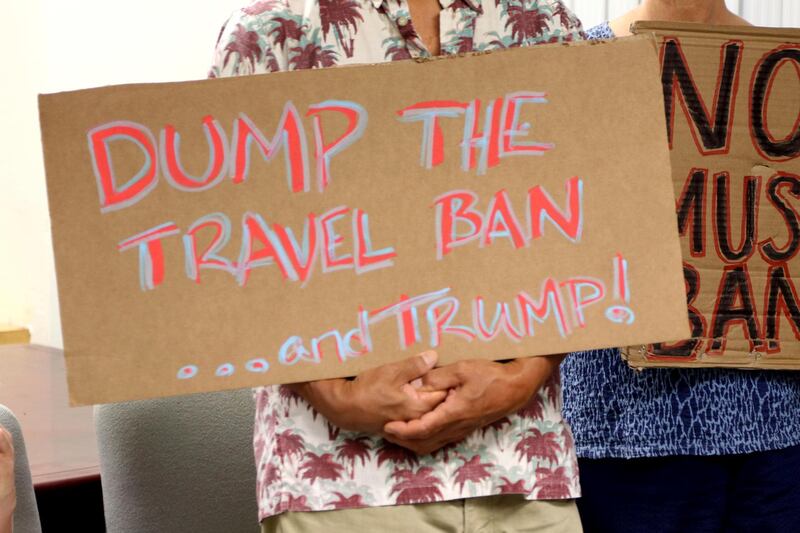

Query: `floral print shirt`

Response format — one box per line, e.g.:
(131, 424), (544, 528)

(211, 0), (584, 519)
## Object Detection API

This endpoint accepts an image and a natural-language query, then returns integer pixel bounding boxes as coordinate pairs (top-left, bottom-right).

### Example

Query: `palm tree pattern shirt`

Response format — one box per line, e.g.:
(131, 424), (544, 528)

(211, 0), (584, 519)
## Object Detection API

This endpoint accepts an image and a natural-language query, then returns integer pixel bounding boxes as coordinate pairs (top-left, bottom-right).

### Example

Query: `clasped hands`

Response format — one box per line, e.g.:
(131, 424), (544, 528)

(289, 351), (562, 456)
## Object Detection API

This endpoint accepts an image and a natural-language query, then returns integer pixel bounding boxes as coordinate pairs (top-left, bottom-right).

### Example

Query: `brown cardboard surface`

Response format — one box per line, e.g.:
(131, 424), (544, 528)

(625, 22), (800, 369)
(39, 36), (688, 405)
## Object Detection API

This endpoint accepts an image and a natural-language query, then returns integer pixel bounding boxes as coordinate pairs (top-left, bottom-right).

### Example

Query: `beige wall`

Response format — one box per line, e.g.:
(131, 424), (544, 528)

(0, 0), (242, 347)
(0, 0), (60, 346)
(1, 0), (798, 348)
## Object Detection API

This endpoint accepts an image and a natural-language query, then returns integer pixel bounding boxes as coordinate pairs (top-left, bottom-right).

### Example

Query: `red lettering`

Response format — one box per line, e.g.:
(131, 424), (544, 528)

(237, 213), (294, 284)
(481, 189), (527, 249)
(183, 213), (236, 283)
(529, 176), (583, 241)
(271, 215), (318, 284)
(117, 222), (180, 290)
(561, 278), (605, 328)
(162, 115), (227, 191)
(354, 209), (396, 272)
(229, 105), (309, 192)
(396, 100), (468, 168)
(501, 92), (554, 156)
(434, 190), (483, 258)
(320, 206), (354, 271)
(307, 101), (367, 190)
(89, 121), (158, 212)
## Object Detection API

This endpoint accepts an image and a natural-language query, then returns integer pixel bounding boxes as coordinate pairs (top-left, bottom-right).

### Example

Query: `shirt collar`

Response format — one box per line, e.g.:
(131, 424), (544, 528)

(370, 0), (482, 13)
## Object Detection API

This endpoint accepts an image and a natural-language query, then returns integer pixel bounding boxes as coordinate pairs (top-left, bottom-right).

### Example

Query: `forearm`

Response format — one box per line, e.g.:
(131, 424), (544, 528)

(503, 354), (563, 408)
(515, 353), (564, 379)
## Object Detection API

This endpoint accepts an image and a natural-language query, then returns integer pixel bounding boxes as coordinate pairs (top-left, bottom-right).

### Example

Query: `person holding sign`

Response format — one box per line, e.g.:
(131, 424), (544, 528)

(211, 1), (585, 531)
(561, 2), (800, 531)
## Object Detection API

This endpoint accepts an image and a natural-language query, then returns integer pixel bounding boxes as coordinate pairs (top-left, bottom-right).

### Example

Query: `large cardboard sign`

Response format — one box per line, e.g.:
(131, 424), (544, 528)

(625, 23), (800, 369)
(40, 36), (689, 405)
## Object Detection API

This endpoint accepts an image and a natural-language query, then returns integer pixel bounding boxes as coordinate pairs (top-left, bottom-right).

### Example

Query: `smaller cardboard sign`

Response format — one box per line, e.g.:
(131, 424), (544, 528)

(624, 22), (800, 369)
(39, 36), (690, 405)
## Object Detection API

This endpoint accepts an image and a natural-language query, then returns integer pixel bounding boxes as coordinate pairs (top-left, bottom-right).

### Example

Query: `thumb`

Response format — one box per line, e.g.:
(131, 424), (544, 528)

(391, 351), (438, 385)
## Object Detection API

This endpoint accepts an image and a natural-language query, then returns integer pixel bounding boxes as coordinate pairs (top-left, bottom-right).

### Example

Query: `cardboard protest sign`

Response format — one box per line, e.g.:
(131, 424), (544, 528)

(624, 23), (800, 369)
(40, 35), (689, 406)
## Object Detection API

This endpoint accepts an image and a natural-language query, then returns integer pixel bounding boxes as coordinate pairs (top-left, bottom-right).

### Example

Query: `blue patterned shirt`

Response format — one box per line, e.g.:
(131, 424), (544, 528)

(560, 22), (800, 459)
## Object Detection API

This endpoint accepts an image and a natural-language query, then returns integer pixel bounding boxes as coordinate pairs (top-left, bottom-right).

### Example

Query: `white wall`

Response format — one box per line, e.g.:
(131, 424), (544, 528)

(1, 0), (798, 348)
(566, 0), (799, 30)
(40, 0), (245, 93)
(1, 0), (242, 348)
(0, 1), (57, 345)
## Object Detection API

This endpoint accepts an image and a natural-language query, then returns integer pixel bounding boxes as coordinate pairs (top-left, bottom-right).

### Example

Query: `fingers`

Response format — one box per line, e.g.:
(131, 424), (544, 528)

(389, 351), (438, 385)
(0, 428), (13, 457)
(399, 383), (447, 419)
(400, 385), (447, 409)
(417, 390), (447, 408)
(419, 367), (462, 392)
(384, 397), (456, 440)
(384, 415), (437, 440)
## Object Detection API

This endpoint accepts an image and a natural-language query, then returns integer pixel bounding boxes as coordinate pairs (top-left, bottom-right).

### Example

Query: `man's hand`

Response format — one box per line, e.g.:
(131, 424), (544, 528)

(382, 355), (563, 455)
(0, 427), (15, 533)
(288, 351), (447, 435)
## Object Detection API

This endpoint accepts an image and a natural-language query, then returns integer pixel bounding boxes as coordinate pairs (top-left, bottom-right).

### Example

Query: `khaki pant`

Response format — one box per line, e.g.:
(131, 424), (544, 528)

(262, 495), (582, 533)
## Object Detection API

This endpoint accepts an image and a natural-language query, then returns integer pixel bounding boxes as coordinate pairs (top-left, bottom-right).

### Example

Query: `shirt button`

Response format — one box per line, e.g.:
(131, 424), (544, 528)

(397, 16), (410, 27)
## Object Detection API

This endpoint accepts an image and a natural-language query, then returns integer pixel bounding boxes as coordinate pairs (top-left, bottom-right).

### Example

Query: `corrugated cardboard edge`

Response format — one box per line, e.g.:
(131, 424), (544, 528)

(622, 344), (800, 370)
